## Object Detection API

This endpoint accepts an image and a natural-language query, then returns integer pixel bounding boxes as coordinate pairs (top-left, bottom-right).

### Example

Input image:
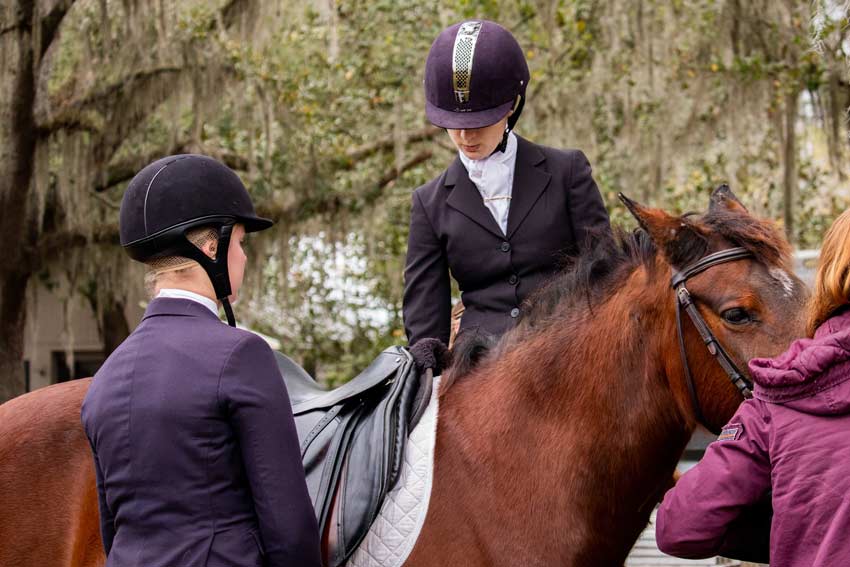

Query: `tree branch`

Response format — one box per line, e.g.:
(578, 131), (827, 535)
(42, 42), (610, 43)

(88, 189), (120, 210)
(29, 223), (119, 273)
(257, 150), (434, 223)
(35, 65), (183, 132)
(376, 149), (433, 188)
(94, 142), (249, 192)
(221, 0), (255, 28)
(0, 22), (24, 37)
(34, 0), (254, 136)
(345, 126), (441, 161)
(38, 0), (77, 57)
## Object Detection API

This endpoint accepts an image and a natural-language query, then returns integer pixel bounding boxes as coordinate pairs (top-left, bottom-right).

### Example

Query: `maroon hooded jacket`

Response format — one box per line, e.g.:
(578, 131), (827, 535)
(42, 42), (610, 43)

(657, 308), (850, 567)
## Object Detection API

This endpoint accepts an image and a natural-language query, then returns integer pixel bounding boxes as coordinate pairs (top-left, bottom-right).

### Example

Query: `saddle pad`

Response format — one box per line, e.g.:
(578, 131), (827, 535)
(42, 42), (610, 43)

(346, 377), (441, 567)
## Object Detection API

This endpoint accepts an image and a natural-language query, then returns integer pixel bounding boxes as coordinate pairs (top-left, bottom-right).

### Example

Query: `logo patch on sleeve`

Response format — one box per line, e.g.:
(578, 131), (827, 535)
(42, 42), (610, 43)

(718, 424), (743, 442)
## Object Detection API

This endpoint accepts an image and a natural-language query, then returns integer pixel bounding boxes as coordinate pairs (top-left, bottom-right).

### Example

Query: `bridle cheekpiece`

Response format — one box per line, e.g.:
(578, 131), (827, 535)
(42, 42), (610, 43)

(671, 247), (755, 428)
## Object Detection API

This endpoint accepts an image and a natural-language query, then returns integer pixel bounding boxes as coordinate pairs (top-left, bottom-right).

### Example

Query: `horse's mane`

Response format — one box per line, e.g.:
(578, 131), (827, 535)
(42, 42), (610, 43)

(446, 206), (790, 382)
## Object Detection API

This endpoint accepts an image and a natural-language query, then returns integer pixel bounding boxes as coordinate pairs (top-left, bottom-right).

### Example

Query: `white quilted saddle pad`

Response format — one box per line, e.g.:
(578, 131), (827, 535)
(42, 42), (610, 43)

(346, 376), (441, 567)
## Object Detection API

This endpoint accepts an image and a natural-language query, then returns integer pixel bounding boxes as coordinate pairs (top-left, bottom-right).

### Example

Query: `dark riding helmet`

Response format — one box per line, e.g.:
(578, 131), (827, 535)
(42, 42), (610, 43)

(119, 154), (273, 326)
(424, 20), (530, 131)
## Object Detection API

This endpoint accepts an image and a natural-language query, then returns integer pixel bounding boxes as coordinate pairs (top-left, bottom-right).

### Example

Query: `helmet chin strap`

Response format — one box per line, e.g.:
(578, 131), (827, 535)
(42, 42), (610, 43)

(492, 126), (510, 155)
(491, 95), (523, 156)
(177, 223), (237, 327)
(220, 298), (236, 327)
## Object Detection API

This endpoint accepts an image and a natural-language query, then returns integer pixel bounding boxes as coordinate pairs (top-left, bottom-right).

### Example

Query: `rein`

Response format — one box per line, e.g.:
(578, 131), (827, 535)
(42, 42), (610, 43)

(670, 247), (755, 428)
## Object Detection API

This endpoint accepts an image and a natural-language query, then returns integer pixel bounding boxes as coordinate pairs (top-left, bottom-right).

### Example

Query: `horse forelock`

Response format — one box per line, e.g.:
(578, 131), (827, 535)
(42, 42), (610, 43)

(701, 208), (792, 267)
(658, 208), (790, 273)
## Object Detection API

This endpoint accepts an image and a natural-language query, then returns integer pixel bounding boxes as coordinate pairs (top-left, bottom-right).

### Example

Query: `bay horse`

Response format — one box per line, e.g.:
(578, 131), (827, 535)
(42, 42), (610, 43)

(0, 186), (807, 566)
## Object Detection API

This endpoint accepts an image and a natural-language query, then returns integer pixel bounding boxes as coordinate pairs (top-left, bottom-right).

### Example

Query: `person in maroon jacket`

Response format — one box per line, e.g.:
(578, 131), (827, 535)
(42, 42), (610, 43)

(656, 208), (850, 567)
(403, 20), (611, 349)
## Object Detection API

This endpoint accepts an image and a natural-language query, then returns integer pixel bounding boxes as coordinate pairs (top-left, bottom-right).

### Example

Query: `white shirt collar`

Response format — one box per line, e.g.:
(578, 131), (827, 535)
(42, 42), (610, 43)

(156, 288), (219, 317)
(458, 132), (518, 235)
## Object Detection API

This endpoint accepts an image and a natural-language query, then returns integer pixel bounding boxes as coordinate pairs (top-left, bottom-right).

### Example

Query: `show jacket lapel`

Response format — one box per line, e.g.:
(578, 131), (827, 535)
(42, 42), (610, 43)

(506, 136), (552, 239)
(444, 157), (506, 239)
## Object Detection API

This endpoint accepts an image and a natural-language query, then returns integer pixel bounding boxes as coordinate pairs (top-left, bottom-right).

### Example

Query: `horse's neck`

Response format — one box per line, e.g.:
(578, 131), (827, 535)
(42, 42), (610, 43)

(433, 269), (694, 561)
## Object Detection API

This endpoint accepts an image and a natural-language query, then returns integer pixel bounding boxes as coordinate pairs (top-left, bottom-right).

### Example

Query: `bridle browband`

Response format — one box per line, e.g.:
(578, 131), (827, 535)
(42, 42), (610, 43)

(670, 247), (755, 428)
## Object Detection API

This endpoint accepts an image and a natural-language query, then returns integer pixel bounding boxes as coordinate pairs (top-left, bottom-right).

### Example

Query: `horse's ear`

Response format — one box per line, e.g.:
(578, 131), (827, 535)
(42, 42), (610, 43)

(709, 184), (748, 213)
(618, 193), (678, 242)
(618, 193), (709, 267)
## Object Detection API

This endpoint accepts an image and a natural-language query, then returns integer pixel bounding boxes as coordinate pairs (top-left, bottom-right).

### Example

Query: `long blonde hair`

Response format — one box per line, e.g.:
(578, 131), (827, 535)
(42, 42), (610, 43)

(808, 209), (850, 336)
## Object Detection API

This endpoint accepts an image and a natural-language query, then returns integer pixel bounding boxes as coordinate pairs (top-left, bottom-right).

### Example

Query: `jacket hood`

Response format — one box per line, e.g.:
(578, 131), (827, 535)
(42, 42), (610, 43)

(748, 308), (850, 415)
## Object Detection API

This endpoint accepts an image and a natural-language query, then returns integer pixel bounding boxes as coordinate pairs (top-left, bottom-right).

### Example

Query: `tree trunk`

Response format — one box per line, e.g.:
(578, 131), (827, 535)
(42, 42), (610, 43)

(0, 1), (37, 403)
(782, 89), (799, 243)
(0, 273), (31, 402)
(100, 299), (130, 356)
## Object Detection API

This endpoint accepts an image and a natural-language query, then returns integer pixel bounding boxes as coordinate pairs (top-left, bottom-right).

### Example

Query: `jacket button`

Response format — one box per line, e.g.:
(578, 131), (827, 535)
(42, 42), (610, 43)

(508, 274), (518, 285)
(500, 242), (511, 252)
(510, 307), (520, 318)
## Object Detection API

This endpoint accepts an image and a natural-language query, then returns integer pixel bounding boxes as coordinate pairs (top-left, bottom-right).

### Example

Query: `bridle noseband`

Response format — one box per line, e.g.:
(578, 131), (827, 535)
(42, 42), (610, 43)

(671, 247), (755, 427)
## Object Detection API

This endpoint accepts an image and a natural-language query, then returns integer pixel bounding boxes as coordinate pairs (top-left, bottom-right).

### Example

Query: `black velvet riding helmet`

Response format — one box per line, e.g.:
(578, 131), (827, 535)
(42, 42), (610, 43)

(119, 154), (273, 326)
(423, 20), (530, 152)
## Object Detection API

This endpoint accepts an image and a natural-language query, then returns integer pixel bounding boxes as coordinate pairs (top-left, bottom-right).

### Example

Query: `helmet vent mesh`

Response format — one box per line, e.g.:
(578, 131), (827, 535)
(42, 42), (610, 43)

(452, 21), (482, 105)
(145, 227), (219, 274)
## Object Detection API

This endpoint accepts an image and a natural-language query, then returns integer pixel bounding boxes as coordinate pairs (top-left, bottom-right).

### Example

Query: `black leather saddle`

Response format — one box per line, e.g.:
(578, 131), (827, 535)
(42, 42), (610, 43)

(275, 346), (433, 567)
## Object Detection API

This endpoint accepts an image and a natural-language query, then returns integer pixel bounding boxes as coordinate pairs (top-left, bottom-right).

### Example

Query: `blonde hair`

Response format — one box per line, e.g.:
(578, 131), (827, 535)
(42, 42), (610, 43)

(144, 227), (219, 297)
(807, 208), (850, 336)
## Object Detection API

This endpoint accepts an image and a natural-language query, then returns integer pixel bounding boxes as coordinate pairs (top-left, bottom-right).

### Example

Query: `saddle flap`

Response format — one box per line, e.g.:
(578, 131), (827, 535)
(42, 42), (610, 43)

(332, 361), (416, 566)
(275, 345), (424, 567)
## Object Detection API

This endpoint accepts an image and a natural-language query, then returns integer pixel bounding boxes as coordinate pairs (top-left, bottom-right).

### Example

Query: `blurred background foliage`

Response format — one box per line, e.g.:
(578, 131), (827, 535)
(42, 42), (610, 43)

(1, 0), (848, 392)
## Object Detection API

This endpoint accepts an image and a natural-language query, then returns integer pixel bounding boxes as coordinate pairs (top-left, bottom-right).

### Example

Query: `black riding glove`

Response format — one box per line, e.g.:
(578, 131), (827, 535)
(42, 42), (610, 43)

(409, 338), (451, 375)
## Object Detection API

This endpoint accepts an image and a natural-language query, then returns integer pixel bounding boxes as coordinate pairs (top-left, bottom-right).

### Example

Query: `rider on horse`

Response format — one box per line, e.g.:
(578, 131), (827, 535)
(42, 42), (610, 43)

(403, 20), (611, 358)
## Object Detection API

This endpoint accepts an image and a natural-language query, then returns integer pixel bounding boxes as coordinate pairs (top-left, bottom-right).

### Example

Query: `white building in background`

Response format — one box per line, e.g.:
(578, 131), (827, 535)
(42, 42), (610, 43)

(22, 276), (144, 392)
(22, 275), (279, 392)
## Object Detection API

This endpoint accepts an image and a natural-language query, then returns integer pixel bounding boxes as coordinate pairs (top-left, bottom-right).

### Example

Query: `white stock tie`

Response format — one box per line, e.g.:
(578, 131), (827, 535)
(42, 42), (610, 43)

(459, 132), (517, 235)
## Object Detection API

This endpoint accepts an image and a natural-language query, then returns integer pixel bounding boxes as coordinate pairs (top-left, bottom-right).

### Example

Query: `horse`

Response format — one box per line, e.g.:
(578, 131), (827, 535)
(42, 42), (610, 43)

(0, 186), (807, 567)
(0, 376), (102, 567)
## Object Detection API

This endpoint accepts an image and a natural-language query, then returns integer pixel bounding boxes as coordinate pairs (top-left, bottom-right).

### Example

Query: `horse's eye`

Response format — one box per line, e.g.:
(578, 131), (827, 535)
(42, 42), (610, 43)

(722, 308), (751, 325)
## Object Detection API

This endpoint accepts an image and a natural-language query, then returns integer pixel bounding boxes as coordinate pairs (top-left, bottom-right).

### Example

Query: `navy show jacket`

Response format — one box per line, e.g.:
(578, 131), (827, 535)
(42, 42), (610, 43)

(81, 297), (321, 567)
(403, 135), (611, 345)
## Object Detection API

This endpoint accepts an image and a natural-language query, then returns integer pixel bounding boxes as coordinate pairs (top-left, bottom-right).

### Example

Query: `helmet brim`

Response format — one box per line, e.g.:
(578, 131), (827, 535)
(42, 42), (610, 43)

(241, 215), (274, 233)
(425, 98), (515, 130)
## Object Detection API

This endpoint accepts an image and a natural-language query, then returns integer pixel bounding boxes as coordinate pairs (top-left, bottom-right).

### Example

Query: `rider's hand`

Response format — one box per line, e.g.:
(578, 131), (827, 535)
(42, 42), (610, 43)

(409, 338), (451, 375)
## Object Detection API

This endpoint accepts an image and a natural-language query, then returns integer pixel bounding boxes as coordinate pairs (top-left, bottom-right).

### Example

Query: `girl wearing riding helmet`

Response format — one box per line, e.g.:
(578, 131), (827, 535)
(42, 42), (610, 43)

(403, 20), (611, 351)
(81, 155), (321, 567)
(656, 208), (850, 566)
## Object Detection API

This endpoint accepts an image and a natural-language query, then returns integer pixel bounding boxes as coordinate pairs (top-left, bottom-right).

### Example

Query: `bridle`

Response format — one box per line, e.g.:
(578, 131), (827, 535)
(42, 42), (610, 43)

(671, 247), (755, 428)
